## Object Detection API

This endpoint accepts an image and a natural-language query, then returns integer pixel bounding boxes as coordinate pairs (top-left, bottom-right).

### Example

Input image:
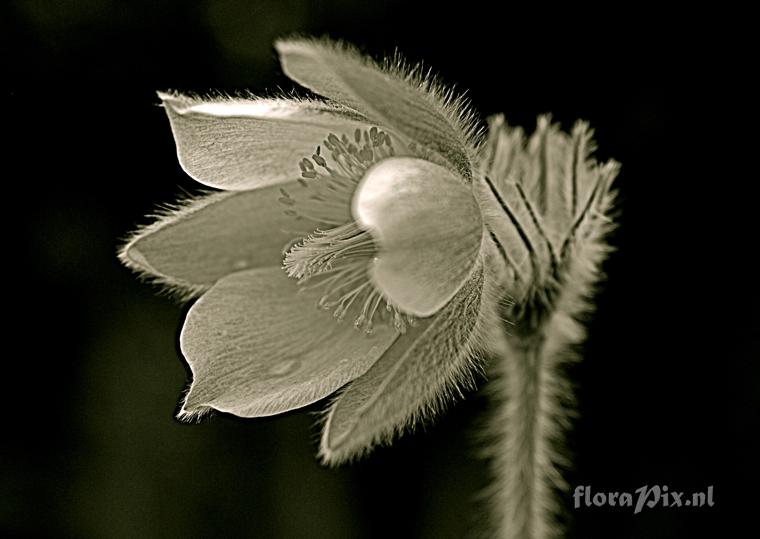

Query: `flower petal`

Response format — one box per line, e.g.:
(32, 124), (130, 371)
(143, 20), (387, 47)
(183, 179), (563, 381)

(275, 38), (476, 179)
(319, 265), (485, 464)
(159, 92), (371, 190)
(179, 267), (399, 419)
(353, 157), (483, 317)
(119, 182), (316, 296)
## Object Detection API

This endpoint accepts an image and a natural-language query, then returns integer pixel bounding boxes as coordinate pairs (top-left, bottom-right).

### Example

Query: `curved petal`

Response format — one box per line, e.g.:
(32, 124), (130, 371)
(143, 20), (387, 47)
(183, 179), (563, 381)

(159, 92), (371, 190)
(319, 264), (485, 464)
(353, 157), (483, 317)
(119, 182), (315, 296)
(275, 38), (476, 179)
(179, 267), (399, 419)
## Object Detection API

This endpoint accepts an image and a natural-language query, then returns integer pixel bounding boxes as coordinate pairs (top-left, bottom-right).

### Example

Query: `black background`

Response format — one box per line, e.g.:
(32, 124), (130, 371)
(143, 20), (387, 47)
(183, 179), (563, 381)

(4, 2), (756, 538)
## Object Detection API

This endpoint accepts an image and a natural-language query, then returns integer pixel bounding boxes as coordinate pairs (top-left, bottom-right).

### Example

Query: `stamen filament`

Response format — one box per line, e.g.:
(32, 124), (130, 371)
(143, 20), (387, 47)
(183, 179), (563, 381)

(279, 127), (411, 333)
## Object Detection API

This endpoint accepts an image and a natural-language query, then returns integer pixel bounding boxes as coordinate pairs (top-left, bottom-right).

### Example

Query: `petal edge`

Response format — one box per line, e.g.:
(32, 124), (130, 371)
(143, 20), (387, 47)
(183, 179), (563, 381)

(119, 183), (315, 296)
(178, 267), (399, 419)
(319, 264), (486, 464)
(159, 92), (372, 190)
(275, 38), (479, 179)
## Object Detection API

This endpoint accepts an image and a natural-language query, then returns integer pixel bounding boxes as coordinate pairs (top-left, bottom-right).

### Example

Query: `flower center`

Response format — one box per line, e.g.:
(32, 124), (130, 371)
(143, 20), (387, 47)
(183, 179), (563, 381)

(279, 127), (413, 334)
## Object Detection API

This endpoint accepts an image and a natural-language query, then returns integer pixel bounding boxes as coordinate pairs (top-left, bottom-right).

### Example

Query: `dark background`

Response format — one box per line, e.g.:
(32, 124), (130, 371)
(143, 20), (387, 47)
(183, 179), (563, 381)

(4, 1), (756, 538)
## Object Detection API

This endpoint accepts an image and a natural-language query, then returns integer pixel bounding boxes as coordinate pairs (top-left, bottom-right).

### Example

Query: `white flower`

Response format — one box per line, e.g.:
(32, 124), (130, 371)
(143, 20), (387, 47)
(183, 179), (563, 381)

(119, 37), (618, 469)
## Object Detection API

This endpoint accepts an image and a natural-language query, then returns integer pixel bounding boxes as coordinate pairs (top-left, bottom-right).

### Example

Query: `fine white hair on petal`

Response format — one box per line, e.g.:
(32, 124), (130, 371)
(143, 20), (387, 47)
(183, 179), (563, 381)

(158, 91), (374, 191)
(318, 261), (493, 465)
(118, 181), (316, 300)
(475, 114), (621, 299)
(275, 37), (483, 180)
(172, 97), (306, 118)
(380, 48), (483, 158)
(158, 91), (368, 121)
(118, 189), (227, 301)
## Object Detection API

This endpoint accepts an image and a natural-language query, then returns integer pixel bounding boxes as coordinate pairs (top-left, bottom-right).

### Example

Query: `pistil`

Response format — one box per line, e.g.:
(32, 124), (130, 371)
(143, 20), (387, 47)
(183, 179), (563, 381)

(279, 127), (413, 333)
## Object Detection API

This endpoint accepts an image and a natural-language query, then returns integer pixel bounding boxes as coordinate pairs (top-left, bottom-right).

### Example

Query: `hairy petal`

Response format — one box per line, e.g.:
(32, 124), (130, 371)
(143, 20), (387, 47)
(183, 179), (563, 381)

(319, 264), (486, 465)
(275, 38), (477, 179)
(354, 157), (482, 317)
(474, 174), (558, 293)
(178, 267), (399, 419)
(119, 182), (314, 296)
(479, 115), (608, 270)
(476, 116), (623, 309)
(159, 92), (370, 190)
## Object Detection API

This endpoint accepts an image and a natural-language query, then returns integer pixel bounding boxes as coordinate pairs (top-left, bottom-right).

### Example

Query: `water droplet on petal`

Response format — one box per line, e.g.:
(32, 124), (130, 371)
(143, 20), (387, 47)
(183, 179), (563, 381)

(267, 359), (301, 378)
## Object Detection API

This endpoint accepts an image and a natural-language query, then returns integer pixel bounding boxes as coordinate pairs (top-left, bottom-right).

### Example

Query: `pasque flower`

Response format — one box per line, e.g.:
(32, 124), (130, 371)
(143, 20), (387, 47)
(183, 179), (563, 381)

(121, 38), (618, 535)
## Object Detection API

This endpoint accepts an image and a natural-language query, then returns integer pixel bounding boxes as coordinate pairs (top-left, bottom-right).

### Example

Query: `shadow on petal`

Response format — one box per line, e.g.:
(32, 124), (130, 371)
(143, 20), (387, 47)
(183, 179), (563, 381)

(179, 267), (399, 419)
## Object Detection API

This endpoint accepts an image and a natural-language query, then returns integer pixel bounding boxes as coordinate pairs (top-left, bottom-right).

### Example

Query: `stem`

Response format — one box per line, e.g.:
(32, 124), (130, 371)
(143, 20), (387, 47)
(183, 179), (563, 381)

(489, 299), (575, 539)
(479, 115), (618, 538)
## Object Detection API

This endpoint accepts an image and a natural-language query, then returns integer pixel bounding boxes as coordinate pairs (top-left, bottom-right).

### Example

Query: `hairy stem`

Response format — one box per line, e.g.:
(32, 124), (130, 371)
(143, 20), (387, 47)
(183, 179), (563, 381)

(488, 295), (578, 539)
(506, 337), (546, 539)
(479, 114), (618, 539)
(494, 335), (559, 539)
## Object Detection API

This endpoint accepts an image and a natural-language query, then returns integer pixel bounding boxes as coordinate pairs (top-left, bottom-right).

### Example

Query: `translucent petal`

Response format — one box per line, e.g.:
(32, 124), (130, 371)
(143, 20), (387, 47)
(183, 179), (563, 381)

(159, 92), (370, 190)
(353, 157), (482, 317)
(119, 182), (315, 295)
(179, 267), (399, 419)
(275, 38), (474, 179)
(319, 265), (485, 464)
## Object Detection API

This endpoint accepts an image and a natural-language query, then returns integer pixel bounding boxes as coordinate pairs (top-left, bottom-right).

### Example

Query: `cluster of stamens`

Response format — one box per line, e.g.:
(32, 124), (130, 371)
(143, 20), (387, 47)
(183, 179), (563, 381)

(279, 127), (414, 334)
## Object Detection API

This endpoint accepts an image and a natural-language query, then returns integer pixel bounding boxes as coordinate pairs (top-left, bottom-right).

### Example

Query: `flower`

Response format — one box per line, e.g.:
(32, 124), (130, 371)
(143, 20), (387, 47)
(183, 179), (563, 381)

(119, 37), (618, 466)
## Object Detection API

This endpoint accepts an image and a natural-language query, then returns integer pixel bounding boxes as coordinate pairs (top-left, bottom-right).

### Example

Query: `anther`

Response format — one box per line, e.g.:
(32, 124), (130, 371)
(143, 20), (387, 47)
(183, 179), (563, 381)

(313, 153), (327, 167)
(279, 126), (408, 332)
